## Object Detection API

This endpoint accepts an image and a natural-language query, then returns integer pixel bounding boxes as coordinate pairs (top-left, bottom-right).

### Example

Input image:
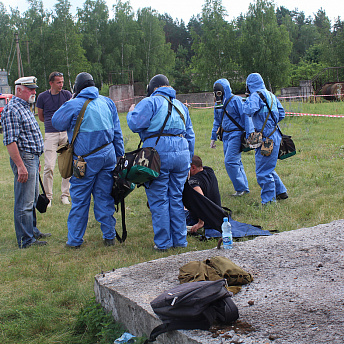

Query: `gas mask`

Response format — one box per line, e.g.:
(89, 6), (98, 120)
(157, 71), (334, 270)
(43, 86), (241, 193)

(213, 83), (224, 109)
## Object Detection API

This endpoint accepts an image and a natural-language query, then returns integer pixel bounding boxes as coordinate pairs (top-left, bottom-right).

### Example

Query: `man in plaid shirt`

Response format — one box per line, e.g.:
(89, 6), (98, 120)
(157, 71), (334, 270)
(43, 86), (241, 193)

(1, 76), (51, 248)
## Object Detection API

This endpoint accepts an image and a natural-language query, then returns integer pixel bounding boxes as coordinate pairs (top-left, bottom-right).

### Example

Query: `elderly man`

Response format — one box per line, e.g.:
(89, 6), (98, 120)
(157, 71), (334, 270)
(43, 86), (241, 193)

(1, 76), (51, 248)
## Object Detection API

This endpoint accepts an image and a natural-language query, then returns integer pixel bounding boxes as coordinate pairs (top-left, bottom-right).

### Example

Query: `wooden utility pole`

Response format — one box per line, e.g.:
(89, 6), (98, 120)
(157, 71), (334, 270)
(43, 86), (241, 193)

(26, 40), (31, 74)
(15, 32), (24, 78)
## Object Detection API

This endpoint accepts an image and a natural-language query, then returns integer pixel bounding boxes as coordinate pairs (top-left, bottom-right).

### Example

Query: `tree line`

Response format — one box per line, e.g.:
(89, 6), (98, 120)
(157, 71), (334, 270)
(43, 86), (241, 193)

(1, 0), (343, 94)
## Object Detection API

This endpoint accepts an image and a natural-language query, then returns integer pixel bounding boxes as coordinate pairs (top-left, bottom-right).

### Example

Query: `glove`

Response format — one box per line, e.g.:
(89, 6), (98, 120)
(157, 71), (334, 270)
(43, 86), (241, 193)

(210, 140), (216, 149)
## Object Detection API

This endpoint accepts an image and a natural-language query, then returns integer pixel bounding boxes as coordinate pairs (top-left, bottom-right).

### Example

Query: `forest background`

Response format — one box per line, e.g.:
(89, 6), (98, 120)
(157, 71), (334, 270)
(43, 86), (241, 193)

(1, 0), (343, 95)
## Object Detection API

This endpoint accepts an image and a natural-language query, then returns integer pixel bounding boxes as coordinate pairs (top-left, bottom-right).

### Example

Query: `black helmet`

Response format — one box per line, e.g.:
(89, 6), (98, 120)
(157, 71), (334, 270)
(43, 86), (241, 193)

(146, 74), (169, 96)
(73, 72), (95, 95)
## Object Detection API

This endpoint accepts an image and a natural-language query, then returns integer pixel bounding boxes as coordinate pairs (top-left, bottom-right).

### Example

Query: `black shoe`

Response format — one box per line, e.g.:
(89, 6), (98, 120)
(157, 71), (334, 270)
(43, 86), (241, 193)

(35, 233), (52, 239)
(26, 240), (48, 247)
(104, 238), (115, 246)
(276, 192), (288, 200)
(66, 243), (81, 249)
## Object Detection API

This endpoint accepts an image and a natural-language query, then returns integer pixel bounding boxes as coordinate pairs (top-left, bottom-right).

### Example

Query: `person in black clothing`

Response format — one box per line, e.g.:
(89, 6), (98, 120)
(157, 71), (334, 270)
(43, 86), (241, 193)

(186, 155), (222, 238)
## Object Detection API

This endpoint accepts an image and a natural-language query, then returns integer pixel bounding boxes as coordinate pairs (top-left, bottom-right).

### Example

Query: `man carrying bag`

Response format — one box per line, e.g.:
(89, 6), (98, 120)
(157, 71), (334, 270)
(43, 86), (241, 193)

(52, 72), (125, 248)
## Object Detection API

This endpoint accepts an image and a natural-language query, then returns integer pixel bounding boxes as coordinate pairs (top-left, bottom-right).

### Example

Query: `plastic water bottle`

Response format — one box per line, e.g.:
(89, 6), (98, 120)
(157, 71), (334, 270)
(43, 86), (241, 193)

(222, 217), (233, 249)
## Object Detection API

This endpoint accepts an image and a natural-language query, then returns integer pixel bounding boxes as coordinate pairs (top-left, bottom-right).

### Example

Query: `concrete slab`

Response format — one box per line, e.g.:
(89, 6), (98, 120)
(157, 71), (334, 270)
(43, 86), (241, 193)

(94, 220), (344, 344)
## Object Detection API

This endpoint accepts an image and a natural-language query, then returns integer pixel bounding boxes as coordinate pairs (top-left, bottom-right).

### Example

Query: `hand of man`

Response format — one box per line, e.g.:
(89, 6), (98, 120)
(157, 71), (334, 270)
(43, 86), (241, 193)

(210, 140), (216, 149)
(17, 165), (29, 183)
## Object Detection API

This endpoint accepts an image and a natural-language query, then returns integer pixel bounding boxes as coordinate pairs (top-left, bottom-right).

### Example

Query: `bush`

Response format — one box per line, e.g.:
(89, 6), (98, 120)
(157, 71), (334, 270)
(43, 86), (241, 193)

(74, 298), (125, 344)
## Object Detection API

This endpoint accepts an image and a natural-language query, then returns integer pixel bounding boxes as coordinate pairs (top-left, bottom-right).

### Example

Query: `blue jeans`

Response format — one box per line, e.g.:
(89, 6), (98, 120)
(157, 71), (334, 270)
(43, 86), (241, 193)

(10, 151), (42, 248)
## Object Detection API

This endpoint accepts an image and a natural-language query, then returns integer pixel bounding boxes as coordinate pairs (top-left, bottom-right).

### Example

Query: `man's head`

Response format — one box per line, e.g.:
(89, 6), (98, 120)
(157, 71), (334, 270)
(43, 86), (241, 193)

(73, 72), (95, 96)
(190, 155), (203, 176)
(49, 72), (64, 94)
(15, 76), (38, 103)
(146, 74), (169, 96)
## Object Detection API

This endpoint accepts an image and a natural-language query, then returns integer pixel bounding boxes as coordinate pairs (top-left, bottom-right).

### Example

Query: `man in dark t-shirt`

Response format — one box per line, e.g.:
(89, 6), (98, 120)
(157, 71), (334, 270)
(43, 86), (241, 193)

(37, 72), (72, 206)
(186, 155), (222, 238)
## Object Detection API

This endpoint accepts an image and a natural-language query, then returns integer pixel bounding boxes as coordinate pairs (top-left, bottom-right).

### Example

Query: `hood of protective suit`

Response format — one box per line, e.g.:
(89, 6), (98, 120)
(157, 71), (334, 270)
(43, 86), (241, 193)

(213, 78), (232, 105)
(151, 85), (176, 99)
(246, 73), (266, 94)
(76, 86), (99, 99)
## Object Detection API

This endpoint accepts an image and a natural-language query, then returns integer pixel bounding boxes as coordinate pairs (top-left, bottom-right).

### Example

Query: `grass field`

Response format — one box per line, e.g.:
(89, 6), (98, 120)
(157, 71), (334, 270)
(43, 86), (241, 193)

(1, 101), (344, 343)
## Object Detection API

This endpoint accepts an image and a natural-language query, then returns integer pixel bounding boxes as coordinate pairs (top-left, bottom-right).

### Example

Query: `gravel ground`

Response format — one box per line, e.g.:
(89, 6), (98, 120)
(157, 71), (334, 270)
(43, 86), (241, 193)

(199, 219), (344, 344)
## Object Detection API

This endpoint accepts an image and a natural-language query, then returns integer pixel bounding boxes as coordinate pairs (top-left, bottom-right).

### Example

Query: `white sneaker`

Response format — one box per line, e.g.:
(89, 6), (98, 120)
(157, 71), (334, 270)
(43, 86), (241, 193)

(61, 197), (70, 205)
(231, 191), (249, 197)
(47, 201), (52, 208)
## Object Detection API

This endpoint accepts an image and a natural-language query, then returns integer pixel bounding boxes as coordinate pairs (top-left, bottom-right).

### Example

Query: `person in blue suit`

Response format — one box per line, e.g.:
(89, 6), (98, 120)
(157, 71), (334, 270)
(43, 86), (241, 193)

(127, 74), (195, 250)
(243, 73), (288, 205)
(52, 72), (125, 248)
(210, 78), (254, 196)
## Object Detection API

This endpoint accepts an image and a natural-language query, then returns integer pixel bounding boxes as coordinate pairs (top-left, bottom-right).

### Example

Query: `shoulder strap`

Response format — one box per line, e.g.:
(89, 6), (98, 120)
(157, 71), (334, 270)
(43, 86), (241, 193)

(257, 91), (281, 136)
(219, 95), (234, 127)
(154, 98), (173, 146)
(145, 317), (211, 343)
(140, 95), (185, 148)
(39, 175), (46, 196)
(157, 94), (186, 125)
(71, 99), (92, 146)
(115, 199), (127, 243)
(222, 95), (244, 131)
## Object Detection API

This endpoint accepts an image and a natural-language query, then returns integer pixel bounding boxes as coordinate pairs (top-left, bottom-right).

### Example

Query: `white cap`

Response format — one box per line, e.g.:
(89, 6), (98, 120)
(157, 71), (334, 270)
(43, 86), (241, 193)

(15, 76), (38, 89)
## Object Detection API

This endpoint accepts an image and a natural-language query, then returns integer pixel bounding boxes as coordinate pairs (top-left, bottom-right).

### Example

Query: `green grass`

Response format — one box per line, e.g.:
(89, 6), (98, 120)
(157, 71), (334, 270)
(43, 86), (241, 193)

(1, 102), (344, 343)
(281, 98), (344, 115)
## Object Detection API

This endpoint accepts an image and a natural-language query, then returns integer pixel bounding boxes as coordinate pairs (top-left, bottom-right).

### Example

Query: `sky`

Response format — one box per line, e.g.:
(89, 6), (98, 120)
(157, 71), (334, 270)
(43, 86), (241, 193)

(5, 0), (343, 24)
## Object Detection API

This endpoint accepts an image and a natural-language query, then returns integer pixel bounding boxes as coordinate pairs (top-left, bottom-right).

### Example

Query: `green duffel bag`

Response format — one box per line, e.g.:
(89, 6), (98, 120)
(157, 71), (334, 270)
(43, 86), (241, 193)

(204, 256), (254, 286)
(117, 146), (161, 185)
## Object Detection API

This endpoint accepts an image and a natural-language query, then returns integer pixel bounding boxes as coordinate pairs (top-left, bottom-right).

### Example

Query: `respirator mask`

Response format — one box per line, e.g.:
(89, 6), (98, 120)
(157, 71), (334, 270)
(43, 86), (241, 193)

(213, 83), (224, 109)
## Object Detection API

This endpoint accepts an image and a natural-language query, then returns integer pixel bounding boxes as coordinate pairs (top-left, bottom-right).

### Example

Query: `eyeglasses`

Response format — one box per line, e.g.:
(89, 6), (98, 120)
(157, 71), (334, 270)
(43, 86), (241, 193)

(49, 72), (63, 82)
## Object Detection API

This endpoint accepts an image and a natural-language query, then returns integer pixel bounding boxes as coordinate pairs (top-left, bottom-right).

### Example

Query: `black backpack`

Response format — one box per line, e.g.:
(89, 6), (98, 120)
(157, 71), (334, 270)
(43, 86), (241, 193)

(145, 279), (239, 342)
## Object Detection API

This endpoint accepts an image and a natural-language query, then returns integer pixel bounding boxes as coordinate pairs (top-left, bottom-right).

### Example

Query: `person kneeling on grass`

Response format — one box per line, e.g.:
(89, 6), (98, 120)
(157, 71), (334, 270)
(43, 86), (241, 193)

(185, 155), (222, 239)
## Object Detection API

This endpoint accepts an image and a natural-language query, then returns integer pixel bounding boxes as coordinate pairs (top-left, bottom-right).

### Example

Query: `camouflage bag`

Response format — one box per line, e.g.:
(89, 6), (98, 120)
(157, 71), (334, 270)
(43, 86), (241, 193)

(278, 134), (296, 160)
(260, 137), (274, 157)
(247, 131), (263, 149)
(73, 156), (87, 179)
(117, 147), (161, 185)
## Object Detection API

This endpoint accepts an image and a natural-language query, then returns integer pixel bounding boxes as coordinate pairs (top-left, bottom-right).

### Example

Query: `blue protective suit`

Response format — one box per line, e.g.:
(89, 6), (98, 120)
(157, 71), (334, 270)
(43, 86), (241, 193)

(52, 86), (124, 246)
(211, 79), (254, 193)
(243, 73), (287, 204)
(127, 86), (195, 250)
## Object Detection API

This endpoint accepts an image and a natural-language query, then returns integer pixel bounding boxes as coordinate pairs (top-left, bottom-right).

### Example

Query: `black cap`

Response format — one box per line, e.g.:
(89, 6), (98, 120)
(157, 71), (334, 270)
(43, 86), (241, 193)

(146, 74), (169, 96)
